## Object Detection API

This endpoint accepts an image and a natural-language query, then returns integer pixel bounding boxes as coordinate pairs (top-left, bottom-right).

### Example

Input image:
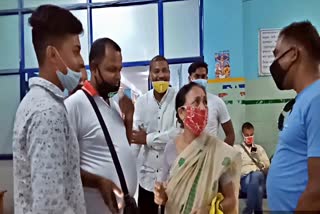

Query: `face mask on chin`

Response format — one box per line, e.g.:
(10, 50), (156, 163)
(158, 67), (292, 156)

(270, 48), (294, 90)
(192, 79), (208, 89)
(54, 48), (82, 92)
(95, 67), (120, 100)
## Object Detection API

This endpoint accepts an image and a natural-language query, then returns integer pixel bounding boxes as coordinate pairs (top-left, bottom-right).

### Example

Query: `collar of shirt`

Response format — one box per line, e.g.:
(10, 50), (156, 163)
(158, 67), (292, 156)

(29, 77), (64, 101)
(82, 80), (98, 96)
(151, 87), (173, 106)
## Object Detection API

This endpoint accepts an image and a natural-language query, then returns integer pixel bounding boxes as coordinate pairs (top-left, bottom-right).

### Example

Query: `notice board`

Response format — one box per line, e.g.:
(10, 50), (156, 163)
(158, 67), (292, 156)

(259, 29), (280, 76)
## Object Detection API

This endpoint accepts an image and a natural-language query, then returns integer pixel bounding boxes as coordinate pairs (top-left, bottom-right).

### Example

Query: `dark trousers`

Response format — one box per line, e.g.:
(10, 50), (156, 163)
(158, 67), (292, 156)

(138, 185), (164, 214)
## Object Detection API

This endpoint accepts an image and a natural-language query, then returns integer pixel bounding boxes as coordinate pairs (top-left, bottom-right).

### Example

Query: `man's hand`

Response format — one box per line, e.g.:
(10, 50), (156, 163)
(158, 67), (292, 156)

(97, 178), (124, 214)
(154, 181), (168, 205)
(119, 95), (134, 119)
(132, 128), (147, 145)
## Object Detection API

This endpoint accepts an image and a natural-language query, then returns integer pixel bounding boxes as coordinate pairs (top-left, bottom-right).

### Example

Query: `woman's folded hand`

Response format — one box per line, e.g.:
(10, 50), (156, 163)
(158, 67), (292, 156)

(154, 181), (168, 205)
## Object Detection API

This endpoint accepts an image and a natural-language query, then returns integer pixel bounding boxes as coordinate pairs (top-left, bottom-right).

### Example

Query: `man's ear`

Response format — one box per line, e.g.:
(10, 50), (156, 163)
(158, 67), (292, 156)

(46, 45), (57, 64)
(290, 47), (299, 63)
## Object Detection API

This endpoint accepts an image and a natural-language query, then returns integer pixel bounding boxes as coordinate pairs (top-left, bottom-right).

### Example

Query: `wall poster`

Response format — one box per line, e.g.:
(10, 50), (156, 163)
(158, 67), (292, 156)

(214, 50), (231, 79)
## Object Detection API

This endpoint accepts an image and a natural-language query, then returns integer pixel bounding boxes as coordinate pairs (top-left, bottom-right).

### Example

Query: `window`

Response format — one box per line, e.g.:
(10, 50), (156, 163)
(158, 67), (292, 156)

(0, 0), (203, 157)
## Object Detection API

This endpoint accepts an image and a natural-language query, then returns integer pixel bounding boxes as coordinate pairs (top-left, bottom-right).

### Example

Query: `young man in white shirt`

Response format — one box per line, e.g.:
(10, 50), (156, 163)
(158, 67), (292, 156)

(234, 122), (270, 214)
(132, 55), (178, 214)
(65, 38), (137, 214)
(188, 61), (235, 145)
(13, 5), (86, 214)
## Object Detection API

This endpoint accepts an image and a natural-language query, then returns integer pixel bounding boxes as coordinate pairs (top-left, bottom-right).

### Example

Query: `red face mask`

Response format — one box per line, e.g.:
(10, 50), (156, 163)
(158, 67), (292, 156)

(244, 135), (254, 145)
(183, 105), (208, 136)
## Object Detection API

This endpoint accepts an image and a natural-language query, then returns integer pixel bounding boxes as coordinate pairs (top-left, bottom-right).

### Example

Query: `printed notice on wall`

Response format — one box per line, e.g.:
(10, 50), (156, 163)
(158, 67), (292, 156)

(259, 29), (280, 76)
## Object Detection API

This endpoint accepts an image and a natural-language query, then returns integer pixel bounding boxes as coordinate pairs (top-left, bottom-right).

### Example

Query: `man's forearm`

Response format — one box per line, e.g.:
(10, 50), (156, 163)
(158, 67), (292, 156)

(147, 127), (178, 145)
(124, 116), (133, 144)
(296, 188), (320, 211)
(224, 133), (235, 146)
(81, 169), (103, 189)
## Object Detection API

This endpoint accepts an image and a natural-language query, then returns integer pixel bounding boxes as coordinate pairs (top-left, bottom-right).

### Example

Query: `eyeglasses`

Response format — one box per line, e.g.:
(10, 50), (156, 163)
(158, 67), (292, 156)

(278, 98), (295, 131)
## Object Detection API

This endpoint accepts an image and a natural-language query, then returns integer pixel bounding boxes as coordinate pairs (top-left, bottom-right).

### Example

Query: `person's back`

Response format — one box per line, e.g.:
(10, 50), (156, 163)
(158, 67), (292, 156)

(12, 4), (86, 213)
(206, 92), (231, 136)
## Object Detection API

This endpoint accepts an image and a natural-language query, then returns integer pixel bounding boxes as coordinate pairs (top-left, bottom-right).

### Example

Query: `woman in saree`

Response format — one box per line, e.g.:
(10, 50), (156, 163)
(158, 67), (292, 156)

(154, 82), (241, 214)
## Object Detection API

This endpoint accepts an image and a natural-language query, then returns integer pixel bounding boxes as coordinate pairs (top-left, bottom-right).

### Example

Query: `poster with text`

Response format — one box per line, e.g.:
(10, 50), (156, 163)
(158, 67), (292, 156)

(214, 51), (230, 79)
(259, 29), (280, 76)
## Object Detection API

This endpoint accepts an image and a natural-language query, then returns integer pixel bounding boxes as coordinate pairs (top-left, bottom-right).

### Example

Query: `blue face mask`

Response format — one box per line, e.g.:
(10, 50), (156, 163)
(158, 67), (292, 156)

(192, 79), (208, 89)
(57, 68), (82, 92)
(54, 48), (82, 92)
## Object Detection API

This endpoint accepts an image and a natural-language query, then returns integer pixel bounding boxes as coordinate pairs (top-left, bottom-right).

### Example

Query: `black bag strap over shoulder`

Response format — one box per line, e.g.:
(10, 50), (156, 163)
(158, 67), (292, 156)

(82, 89), (129, 195)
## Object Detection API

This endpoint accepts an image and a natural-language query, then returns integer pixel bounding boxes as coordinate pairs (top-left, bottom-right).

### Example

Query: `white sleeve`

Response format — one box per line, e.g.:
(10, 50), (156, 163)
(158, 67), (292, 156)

(132, 96), (144, 157)
(64, 95), (82, 140)
(217, 97), (231, 124)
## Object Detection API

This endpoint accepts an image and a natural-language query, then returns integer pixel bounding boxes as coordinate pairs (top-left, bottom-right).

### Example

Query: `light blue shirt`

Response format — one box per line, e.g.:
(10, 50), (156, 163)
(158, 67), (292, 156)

(267, 79), (320, 211)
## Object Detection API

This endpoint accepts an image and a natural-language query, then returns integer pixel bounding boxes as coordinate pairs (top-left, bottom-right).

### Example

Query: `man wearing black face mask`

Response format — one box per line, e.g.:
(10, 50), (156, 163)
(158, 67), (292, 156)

(267, 21), (320, 212)
(65, 38), (137, 214)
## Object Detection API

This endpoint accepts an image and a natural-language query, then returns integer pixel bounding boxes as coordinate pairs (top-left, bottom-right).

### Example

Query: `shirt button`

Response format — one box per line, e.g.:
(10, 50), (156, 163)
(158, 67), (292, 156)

(158, 117), (160, 119)
(158, 130), (160, 133)
(156, 155), (159, 158)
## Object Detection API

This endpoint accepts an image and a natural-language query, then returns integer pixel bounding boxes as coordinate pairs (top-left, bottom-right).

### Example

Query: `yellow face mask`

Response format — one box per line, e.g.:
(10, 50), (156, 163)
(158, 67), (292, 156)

(152, 81), (169, 94)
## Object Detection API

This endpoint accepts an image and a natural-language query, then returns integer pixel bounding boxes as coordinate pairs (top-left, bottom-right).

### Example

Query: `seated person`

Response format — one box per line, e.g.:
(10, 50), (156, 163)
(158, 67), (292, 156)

(154, 82), (241, 214)
(234, 122), (270, 214)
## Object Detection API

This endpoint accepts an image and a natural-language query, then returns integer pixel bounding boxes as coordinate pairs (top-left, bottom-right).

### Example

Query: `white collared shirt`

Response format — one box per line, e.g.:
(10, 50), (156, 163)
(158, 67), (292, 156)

(13, 77), (86, 214)
(133, 87), (179, 192)
(206, 93), (231, 136)
(65, 88), (137, 214)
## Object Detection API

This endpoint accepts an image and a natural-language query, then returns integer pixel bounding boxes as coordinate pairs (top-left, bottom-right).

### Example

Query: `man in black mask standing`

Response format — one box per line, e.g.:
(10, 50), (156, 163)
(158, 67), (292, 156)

(65, 38), (137, 214)
(267, 21), (320, 212)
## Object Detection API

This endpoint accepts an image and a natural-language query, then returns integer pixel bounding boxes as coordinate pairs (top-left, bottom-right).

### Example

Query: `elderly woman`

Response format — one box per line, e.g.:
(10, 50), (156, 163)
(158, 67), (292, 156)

(154, 82), (241, 214)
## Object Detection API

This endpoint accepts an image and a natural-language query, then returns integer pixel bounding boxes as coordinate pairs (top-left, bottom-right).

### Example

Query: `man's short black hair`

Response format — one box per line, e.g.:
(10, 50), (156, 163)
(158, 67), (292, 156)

(280, 21), (320, 62)
(89, 37), (121, 68)
(29, 4), (83, 66)
(242, 122), (254, 131)
(188, 61), (208, 76)
(149, 55), (168, 71)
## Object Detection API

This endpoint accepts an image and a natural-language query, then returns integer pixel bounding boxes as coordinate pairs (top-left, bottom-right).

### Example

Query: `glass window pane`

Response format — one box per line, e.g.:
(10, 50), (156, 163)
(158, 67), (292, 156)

(72, 10), (89, 66)
(169, 63), (191, 91)
(120, 66), (149, 96)
(0, 75), (20, 154)
(24, 0), (86, 8)
(24, 9), (89, 68)
(92, 4), (159, 62)
(0, 0), (18, 10)
(0, 15), (20, 70)
(164, 0), (200, 58)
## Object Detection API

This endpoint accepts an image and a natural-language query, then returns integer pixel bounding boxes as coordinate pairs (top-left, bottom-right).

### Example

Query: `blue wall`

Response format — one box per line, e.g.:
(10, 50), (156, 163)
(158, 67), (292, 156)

(204, 0), (244, 79)
(243, 0), (320, 80)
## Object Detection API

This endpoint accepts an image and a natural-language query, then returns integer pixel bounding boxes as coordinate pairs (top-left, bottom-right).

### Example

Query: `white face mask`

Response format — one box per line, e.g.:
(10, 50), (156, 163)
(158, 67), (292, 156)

(192, 79), (208, 89)
(54, 48), (82, 92)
